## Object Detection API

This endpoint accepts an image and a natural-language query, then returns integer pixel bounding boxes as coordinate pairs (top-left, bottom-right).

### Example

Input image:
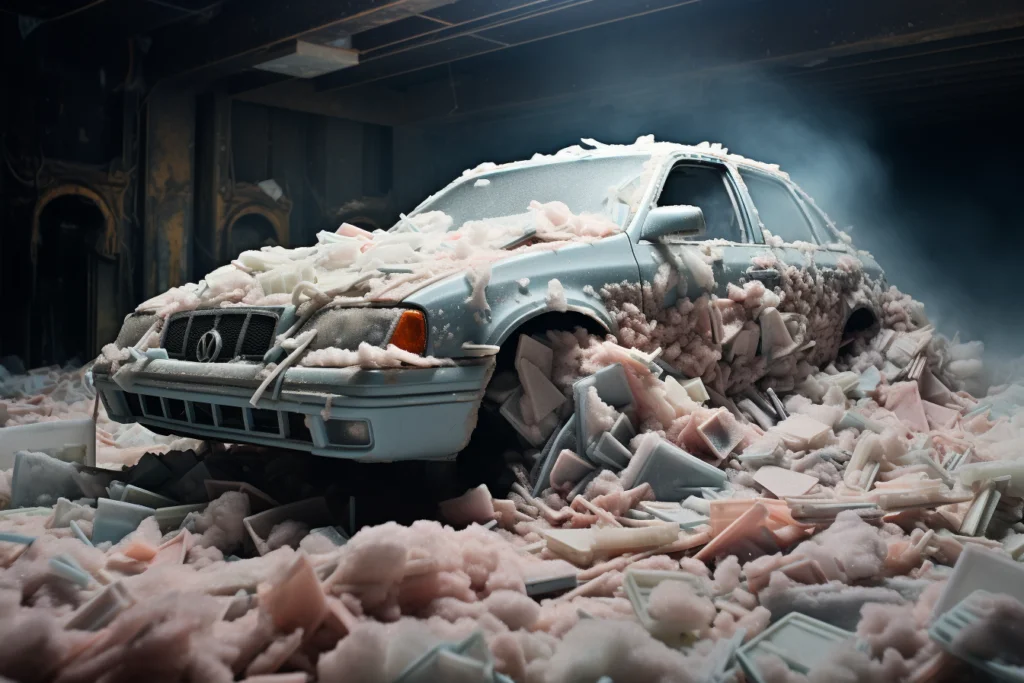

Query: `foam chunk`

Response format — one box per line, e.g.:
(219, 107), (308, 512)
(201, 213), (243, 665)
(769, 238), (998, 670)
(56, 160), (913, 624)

(753, 466), (818, 498)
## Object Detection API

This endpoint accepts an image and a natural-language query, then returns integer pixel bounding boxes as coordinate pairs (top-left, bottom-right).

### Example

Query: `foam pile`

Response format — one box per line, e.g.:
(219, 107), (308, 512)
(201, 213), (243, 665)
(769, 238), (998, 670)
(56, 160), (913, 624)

(1, 360), (201, 469)
(3, 306), (1024, 681)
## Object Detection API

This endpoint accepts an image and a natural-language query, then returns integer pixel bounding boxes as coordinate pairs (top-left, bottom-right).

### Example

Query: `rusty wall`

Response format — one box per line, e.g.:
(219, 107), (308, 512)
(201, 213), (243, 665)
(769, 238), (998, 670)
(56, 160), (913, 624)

(144, 87), (195, 299)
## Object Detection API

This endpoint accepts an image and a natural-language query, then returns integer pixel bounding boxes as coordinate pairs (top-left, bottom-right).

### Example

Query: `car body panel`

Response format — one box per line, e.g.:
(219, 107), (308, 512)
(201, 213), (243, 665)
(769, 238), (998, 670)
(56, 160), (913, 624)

(100, 141), (887, 461)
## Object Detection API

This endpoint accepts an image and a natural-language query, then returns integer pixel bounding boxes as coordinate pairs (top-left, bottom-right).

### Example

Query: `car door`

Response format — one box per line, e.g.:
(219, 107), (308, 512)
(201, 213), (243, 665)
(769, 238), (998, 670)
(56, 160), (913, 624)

(738, 168), (870, 359)
(633, 157), (770, 311)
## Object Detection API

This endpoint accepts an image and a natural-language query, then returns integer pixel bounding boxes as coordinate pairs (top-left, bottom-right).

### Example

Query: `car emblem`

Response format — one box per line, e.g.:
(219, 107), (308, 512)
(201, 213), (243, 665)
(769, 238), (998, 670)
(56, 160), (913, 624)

(195, 329), (223, 363)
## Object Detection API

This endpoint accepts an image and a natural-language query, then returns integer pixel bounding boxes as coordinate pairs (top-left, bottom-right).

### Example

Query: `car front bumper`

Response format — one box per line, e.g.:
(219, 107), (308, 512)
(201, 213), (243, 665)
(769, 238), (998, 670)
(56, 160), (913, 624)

(93, 357), (494, 462)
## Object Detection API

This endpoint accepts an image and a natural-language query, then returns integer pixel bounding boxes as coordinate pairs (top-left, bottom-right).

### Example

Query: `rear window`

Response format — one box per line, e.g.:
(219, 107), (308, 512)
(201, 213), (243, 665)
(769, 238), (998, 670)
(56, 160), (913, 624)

(741, 171), (818, 244)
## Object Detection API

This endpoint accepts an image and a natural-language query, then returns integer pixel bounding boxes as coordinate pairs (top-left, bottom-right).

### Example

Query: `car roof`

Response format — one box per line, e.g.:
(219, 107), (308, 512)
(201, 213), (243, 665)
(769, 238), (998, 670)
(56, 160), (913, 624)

(457, 136), (793, 183)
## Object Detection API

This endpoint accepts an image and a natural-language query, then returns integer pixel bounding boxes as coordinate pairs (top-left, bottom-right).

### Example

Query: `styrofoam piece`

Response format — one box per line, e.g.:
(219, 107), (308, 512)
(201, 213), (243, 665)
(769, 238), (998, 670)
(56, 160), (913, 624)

(49, 555), (91, 588)
(919, 368), (954, 405)
(929, 590), (1024, 682)
(622, 433), (726, 500)
(737, 398), (775, 431)
(639, 501), (710, 530)
(573, 364), (634, 452)
(725, 326), (759, 362)
(515, 334), (553, 378)
(0, 417), (95, 469)
(588, 432), (632, 471)
(549, 449), (594, 489)
(566, 468), (599, 502)
(960, 477), (1008, 537)
(500, 387), (557, 448)
(682, 378), (710, 404)
(153, 503), (208, 533)
(737, 612), (854, 682)
(697, 410), (745, 461)
(753, 466), (817, 498)
(959, 460), (1024, 497)
(243, 497), (332, 556)
(737, 438), (783, 467)
(542, 524), (678, 566)
(1003, 534), (1024, 561)
(608, 412), (636, 446)
(525, 571), (578, 598)
(0, 531), (35, 545)
(518, 359), (566, 423)
(683, 496), (711, 515)
(851, 365), (882, 398)
(772, 414), (832, 451)
(106, 481), (126, 501)
(932, 544), (1024, 620)
(205, 480), (280, 514)
(92, 498), (156, 545)
(66, 581), (134, 631)
(70, 519), (92, 545)
(51, 498), (91, 528)
(532, 416), (575, 497)
(540, 528), (596, 565)
(886, 381), (930, 433)
(701, 629), (747, 683)
(695, 503), (769, 562)
(876, 488), (972, 511)
(765, 388), (788, 420)
(10, 450), (83, 508)
(624, 569), (710, 644)
(393, 631), (495, 683)
(309, 525), (350, 548)
(120, 484), (177, 509)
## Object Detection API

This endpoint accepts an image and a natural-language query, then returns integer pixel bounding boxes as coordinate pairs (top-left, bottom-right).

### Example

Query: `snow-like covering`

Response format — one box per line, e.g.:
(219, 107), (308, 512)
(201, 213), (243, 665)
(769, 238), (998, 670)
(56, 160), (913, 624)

(135, 199), (621, 321)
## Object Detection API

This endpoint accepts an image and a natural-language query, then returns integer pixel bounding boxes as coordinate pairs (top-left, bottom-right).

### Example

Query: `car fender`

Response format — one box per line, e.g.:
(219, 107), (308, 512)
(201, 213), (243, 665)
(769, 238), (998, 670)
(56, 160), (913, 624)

(405, 232), (637, 358)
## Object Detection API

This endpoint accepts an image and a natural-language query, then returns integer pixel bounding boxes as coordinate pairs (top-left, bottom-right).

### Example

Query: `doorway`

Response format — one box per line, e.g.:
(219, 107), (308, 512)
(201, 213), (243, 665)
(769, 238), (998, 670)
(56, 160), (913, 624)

(32, 194), (115, 367)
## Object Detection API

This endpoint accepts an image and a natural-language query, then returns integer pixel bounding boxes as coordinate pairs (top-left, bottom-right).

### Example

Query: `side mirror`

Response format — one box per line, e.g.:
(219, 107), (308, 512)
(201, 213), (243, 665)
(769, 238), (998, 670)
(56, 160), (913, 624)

(640, 205), (706, 242)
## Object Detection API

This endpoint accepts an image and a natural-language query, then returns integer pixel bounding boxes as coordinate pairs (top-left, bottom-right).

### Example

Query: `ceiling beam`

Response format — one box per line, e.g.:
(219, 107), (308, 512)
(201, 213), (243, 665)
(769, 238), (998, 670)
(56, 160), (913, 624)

(393, 0), (1024, 123)
(146, 0), (457, 84)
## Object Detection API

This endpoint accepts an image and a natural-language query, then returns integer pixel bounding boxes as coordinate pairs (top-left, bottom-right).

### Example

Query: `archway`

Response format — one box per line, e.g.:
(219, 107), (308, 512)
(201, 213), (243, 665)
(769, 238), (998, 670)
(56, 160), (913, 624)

(32, 195), (112, 366)
(228, 211), (279, 258)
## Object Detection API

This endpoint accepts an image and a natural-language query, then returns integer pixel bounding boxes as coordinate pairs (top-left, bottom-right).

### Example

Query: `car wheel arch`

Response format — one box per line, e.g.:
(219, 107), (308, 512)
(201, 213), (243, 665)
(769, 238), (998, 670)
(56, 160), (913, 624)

(491, 308), (611, 373)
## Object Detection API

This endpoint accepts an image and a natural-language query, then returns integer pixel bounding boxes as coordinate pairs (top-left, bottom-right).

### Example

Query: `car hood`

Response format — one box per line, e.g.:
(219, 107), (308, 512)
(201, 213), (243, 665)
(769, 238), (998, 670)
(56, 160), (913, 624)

(134, 201), (625, 320)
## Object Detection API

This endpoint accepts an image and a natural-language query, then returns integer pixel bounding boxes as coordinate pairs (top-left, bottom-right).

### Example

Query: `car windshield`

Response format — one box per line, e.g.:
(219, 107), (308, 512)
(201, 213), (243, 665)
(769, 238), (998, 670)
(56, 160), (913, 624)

(406, 154), (651, 230)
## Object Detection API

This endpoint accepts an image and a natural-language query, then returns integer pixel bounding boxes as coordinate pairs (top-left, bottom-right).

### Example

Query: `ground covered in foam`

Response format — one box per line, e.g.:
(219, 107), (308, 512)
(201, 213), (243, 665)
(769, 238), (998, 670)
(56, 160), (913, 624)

(3, 299), (1024, 682)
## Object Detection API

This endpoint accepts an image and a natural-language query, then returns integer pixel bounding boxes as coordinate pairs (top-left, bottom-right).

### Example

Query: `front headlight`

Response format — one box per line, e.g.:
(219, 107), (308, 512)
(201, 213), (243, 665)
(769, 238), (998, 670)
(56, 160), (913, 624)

(299, 307), (427, 354)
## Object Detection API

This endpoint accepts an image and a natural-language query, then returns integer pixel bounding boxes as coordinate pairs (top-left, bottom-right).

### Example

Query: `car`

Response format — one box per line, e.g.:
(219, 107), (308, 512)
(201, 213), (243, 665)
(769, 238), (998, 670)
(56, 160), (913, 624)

(92, 138), (886, 464)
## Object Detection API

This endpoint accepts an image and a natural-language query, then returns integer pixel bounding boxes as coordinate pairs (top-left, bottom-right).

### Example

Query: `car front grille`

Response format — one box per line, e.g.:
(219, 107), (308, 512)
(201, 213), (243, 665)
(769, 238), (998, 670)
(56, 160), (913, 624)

(161, 308), (282, 362)
(120, 390), (313, 444)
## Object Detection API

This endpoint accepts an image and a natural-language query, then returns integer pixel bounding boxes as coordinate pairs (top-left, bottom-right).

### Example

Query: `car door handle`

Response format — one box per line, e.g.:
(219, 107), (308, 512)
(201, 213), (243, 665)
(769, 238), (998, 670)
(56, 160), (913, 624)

(746, 267), (780, 288)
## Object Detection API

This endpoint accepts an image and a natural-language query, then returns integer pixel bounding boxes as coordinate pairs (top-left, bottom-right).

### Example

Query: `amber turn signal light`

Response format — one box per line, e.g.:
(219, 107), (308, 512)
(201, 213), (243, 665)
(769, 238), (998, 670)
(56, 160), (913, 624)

(389, 310), (427, 354)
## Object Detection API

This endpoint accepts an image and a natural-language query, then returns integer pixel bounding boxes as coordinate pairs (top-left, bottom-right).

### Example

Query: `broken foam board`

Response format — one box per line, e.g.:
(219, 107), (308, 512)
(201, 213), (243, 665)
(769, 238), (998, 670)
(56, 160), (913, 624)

(737, 612), (855, 683)
(753, 466), (818, 498)
(931, 543), (1024, 620)
(622, 433), (726, 501)
(0, 417), (95, 469)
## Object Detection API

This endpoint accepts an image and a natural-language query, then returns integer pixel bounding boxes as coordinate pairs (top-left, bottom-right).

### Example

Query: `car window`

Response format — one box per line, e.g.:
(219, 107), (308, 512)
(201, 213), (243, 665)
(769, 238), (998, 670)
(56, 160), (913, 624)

(656, 164), (743, 242)
(408, 155), (650, 230)
(740, 171), (818, 244)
